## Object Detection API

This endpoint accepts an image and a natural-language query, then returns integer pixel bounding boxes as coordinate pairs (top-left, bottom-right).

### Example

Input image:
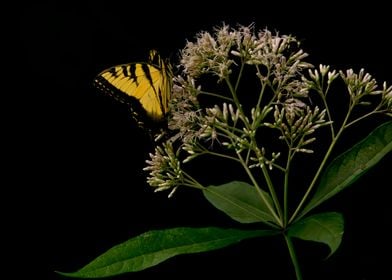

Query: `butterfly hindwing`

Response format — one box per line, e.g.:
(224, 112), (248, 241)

(93, 50), (172, 128)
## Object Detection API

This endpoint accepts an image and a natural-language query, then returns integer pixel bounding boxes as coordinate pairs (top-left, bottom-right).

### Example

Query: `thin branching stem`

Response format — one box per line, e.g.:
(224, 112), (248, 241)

(283, 149), (292, 227)
(200, 90), (234, 102)
(235, 149), (283, 227)
(289, 103), (355, 223)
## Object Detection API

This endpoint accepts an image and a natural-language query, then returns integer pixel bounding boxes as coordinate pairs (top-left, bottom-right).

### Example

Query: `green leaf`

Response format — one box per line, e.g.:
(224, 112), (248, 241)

(57, 227), (276, 278)
(288, 212), (344, 258)
(302, 121), (392, 216)
(203, 181), (275, 224)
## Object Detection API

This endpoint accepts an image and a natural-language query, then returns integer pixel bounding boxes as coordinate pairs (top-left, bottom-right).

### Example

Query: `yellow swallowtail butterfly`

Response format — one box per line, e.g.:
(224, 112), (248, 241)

(93, 50), (173, 128)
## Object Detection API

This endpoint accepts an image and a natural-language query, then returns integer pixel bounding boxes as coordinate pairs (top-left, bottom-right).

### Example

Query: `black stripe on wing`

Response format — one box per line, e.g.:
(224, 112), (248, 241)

(93, 75), (151, 126)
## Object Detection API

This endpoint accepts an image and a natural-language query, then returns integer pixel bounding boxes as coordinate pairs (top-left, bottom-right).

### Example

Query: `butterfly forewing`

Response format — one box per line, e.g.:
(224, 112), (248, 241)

(93, 50), (173, 127)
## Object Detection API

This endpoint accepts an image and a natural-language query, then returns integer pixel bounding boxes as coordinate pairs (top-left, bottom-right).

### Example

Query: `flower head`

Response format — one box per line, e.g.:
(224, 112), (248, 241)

(143, 141), (183, 196)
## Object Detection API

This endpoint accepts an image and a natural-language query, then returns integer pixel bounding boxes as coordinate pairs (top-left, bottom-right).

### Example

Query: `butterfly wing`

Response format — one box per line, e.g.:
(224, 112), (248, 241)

(94, 50), (172, 125)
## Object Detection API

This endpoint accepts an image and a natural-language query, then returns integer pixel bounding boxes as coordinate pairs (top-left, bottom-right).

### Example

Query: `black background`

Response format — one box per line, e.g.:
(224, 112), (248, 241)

(20, 2), (391, 279)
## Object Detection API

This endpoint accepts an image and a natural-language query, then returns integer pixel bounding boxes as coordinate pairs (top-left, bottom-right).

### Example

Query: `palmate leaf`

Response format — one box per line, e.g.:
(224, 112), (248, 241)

(300, 121), (392, 217)
(57, 227), (276, 278)
(203, 181), (275, 224)
(288, 212), (344, 258)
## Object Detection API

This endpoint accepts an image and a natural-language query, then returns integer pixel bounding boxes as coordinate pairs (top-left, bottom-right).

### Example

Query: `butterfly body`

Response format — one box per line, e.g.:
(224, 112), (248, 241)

(94, 50), (173, 129)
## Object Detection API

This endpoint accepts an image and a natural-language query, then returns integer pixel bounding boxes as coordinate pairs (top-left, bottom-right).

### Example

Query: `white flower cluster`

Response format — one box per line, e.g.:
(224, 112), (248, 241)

(143, 24), (392, 196)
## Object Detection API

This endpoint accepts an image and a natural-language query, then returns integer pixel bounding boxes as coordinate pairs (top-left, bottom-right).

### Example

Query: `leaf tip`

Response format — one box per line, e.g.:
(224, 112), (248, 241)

(54, 270), (83, 279)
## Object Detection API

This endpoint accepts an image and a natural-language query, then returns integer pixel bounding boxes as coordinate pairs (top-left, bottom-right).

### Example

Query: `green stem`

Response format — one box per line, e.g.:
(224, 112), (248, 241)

(261, 164), (283, 222)
(255, 65), (269, 110)
(288, 134), (337, 224)
(344, 108), (382, 129)
(283, 150), (292, 227)
(284, 234), (303, 280)
(289, 104), (354, 224)
(319, 91), (335, 139)
(182, 171), (205, 190)
(236, 151), (282, 227)
(199, 90), (234, 102)
(225, 77), (248, 129)
(234, 61), (245, 92)
(204, 150), (241, 163)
